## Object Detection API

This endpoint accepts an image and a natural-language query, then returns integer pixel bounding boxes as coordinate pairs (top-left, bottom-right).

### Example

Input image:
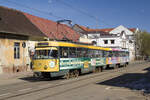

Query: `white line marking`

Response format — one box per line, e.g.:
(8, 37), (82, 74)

(1, 88), (7, 90)
(105, 87), (111, 90)
(18, 88), (32, 92)
(0, 93), (11, 97)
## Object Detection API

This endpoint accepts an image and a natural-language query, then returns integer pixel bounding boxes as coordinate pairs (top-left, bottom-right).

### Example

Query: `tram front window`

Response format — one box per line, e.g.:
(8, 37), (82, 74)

(34, 49), (58, 59)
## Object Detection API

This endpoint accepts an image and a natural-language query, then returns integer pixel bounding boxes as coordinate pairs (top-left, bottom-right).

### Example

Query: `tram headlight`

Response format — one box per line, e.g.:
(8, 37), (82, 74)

(49, 61), (55, 68)
(44, 65), (48, 70)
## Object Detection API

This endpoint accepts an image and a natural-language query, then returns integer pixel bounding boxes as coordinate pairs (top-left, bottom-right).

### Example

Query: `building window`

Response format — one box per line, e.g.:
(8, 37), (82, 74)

(14, 42), (20, 59)
(111, 40), (115, 44)
(104, 40), (108, 44)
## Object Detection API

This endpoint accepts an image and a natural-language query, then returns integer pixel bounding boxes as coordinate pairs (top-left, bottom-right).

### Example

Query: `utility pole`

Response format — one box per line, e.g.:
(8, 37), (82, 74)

(95, 16), (99, 46)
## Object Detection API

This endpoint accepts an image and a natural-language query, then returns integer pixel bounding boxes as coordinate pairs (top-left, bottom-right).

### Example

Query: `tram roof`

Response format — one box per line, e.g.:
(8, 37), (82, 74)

(36, 41), (112, 51)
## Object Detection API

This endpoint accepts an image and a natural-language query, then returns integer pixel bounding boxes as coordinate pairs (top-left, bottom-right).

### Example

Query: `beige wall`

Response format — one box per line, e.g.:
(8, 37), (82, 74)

(0, 38), (30, 73)
(79, 37), (92, 44)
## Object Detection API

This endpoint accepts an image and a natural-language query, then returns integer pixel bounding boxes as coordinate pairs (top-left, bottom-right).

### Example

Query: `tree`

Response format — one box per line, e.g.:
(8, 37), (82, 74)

(135, 31), (150, 58)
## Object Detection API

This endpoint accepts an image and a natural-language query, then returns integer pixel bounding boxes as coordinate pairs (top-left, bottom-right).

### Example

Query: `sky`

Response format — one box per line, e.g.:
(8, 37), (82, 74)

(0, 0), (150, 32)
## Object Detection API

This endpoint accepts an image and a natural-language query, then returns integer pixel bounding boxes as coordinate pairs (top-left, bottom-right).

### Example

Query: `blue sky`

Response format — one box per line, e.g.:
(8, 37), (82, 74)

(0, 0), (150, 32)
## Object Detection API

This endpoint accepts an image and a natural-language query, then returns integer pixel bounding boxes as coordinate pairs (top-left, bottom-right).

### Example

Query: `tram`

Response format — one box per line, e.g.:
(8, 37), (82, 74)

(32, 41), (129, 78)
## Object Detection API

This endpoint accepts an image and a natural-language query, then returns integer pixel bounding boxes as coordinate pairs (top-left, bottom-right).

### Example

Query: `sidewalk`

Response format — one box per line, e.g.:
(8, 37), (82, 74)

(0, 71), (33, 86)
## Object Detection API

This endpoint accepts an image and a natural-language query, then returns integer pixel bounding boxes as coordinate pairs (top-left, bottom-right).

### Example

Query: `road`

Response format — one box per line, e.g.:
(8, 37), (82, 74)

(0, 62), (150, 100)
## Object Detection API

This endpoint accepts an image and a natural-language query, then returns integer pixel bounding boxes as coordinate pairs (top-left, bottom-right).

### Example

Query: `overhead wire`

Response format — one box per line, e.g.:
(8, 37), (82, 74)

(55, 0), (116, 27)
(3, 0), (65, 20)
(2, 0), (118, 30)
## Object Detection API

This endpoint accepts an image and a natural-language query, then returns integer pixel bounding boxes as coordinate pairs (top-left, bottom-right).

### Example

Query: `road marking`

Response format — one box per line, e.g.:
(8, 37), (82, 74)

(1, 88), (7, 90)
(0, 93), (11, 97)
(18, 88), (32, 92)
(105, 87), (112, 90)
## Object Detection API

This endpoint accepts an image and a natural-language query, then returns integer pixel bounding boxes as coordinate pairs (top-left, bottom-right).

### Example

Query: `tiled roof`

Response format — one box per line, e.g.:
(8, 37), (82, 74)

(0, 6), (45, 37)
(77, 25), (113, 33)
(23, 13), (80, 42)
(76, 24), (137, 33)
(129, 28), (136, 32)
(0, 6), (80, 42)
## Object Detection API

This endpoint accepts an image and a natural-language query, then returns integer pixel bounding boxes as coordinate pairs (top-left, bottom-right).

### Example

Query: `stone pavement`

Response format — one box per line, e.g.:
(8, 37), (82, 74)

(0, 71), (33, 86)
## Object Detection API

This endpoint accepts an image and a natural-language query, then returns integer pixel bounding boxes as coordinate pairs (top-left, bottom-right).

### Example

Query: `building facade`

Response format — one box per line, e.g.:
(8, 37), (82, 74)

(73, 24), (138, 61)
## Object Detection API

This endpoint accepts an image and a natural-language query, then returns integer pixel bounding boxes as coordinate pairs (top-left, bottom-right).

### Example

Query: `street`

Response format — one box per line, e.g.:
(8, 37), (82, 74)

(0, 62), (150, 100)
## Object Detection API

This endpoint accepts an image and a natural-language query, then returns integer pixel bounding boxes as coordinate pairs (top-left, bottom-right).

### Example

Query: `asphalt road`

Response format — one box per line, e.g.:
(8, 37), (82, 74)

(0, 62), (150, 100)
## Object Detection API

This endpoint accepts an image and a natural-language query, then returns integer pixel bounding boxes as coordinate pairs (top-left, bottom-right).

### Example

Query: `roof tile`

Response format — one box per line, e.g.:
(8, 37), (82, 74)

(23, 13), (80, 42)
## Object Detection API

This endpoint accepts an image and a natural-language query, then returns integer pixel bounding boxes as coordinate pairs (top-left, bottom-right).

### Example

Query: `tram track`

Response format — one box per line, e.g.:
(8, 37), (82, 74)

(38, 62), (150, 100)
(0, 61), (143, 91)
(0, 61), (149, 100)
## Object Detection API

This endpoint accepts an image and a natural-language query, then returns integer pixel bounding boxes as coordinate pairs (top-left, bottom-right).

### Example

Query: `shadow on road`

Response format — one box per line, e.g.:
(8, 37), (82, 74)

(19, 71), (94, 82)
(19, 76), (65, 82)
(96, 67), (150, 94)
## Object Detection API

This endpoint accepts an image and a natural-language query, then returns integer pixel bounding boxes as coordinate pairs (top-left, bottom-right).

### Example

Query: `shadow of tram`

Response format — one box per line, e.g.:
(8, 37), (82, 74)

(96, 67), (150, 94)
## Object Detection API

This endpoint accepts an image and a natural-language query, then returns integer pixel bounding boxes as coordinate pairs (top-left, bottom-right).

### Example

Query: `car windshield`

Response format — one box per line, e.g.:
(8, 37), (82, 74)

(34, 49), (58, 59)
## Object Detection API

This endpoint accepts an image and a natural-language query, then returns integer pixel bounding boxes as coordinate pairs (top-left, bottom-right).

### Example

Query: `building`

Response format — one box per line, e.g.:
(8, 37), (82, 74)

(73, 24), (138, 61)
(0, 6), (46, 74)
(0, 6), (80, 74)
(72, 24), (93, 44)
(108, 25), (138, 61)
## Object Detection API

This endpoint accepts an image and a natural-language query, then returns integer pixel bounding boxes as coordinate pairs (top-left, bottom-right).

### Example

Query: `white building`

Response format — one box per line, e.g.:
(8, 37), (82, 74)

(108, 25), (139, 61)
(73, 24), (138, 61)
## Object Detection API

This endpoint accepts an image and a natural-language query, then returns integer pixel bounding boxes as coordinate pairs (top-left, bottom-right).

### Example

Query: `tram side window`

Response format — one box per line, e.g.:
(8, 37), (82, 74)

(60, 47), (68, 58)
(113, 51), (115, 57)
(122, 52), (125, 57)
(101, 51), (105, 57)
(68, 47), (77, 58)
(118, 52), (121, 57)
(126, 52), (129, 56)
(115, 51), (119, 57)
(92, 50), (97, 58)
(76, 48), (88, 58)
(112, 51), (116, 57)
(99, 50), (103, 57)
(114, 51), (116, 57)
(76, 48), (82, 57)
(120, 52), (123, 57)
(88, 49), (93, 57)
(95, 50), (99, 57)
(83, 48), (88, 57)
(109, 51), (113, 57)
(102, 51), (105, 57)
(103, 51), (109, 57)
(118, 52), (120, 57)
(123, 52), (126, 57)
(122, 52), (124, 57)
(111, 51), (114, 57)
(118, 51), (121, 57)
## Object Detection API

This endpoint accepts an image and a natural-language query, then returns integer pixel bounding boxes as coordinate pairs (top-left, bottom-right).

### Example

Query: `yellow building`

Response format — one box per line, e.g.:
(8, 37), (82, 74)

(0, 34), (29, 73)
(0, 6), (45, 74)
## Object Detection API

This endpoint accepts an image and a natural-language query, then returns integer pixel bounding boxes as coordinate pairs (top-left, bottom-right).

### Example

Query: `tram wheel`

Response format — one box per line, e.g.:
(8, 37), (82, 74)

(74, 70), (79, 77)
(124, 64), (127, 67)
(95, 67), (101, 73)
(100, 67), (103, 72)
(114, 65), (118, 69)
(64, 72), (70, 79)
(70, 71), (75, 78)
